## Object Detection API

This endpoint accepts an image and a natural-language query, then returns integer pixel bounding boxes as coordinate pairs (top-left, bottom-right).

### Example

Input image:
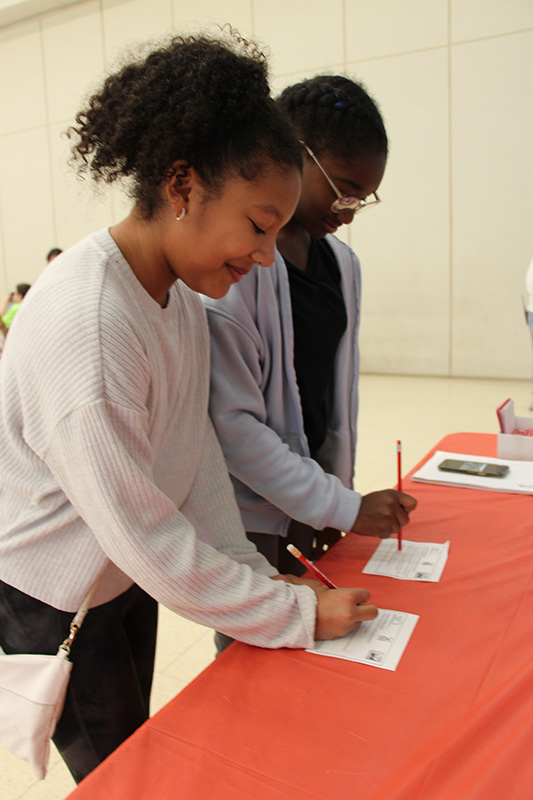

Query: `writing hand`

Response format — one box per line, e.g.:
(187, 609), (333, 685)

(313, 585), (377, 640)
(351, 489), (417, 538)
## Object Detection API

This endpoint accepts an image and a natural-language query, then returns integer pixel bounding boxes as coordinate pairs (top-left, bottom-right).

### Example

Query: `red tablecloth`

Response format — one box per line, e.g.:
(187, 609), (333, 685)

(67, 433), (533, 799)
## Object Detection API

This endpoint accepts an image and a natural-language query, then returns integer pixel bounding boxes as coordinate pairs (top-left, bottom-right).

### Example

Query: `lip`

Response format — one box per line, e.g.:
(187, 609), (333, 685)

(226, 264), (250, 283)
(323, 219), (339, 235)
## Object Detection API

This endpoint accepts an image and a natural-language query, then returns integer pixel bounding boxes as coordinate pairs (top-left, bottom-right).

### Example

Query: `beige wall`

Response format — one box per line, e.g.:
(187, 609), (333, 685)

(0, 0), (532, 377)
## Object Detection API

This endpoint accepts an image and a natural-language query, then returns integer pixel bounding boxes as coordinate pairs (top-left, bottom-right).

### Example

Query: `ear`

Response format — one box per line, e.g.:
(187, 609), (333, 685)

(165, 160), (196, 216)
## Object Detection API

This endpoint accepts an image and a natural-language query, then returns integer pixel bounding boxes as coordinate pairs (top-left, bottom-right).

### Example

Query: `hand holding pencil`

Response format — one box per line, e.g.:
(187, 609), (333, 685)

(285, 544), (378, 640)
(350, 488), (416, 539)
(349, 438), (417, 542)
(313, 585), (378, 640)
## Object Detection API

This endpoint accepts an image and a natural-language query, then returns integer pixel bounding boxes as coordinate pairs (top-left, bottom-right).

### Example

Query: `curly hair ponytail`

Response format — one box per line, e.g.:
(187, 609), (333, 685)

(278, 75), (388, 163)
(68, 31), (301, 218)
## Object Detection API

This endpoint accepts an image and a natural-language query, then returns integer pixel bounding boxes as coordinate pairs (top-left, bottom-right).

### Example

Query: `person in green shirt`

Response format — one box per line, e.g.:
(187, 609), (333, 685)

(0, 283), (31, 330)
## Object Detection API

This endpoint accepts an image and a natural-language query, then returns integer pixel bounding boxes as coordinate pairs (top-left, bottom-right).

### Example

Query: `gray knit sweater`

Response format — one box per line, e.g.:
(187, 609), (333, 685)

(0, 229), (316, 649)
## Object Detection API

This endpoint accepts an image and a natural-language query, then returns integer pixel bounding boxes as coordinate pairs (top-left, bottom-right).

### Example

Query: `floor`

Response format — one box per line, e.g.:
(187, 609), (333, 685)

(1, 374), (531, 799)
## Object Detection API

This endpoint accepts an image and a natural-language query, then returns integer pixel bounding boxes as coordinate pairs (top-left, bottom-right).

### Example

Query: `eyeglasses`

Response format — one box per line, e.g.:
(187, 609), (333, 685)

(300, 141), (381, 215)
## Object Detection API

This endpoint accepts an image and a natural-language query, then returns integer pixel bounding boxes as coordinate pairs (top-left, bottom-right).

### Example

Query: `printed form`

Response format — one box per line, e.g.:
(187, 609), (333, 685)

(363, 539), (450, 582)
(308, 609), (419, 671)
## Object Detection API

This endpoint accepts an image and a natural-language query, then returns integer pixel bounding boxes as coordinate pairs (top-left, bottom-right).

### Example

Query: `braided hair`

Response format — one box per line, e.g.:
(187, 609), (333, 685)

(278, 75), (387, 163)
(68, 31), (302, 218)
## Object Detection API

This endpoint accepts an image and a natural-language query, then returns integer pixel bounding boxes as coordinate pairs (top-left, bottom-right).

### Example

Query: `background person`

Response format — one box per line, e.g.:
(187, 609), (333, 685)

(204, 75), (417, 589)
(46, 247), (63, 264)
(0, 37), (377, 783)
(0, 282), (31, 330)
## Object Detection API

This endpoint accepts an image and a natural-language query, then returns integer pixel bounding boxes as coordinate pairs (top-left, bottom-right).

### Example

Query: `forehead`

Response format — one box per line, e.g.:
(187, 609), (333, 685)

(314, 149), (386, 194)
(218, 166), (302, 214)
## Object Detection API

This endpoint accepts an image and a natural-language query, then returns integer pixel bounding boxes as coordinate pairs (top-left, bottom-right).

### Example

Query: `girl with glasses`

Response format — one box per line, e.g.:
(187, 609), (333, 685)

(0, 46), (377, 782)
(204, 75), (417, 635)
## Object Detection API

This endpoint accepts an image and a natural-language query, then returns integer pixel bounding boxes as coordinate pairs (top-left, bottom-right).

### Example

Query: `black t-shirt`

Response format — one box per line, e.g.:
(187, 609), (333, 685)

(286, 238), (348, 458)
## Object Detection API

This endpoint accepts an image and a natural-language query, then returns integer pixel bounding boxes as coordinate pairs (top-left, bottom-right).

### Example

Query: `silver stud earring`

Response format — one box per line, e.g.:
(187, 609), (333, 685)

(176, 207), (186, 221)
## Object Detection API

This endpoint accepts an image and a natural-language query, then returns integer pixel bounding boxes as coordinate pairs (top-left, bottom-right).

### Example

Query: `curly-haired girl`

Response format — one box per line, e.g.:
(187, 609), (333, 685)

(0, 42), (377, 781)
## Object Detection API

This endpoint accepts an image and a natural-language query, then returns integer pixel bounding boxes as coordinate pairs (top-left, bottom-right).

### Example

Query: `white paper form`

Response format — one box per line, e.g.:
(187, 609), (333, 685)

(307, 609), (419, 671)
(362, 539), (450, 582)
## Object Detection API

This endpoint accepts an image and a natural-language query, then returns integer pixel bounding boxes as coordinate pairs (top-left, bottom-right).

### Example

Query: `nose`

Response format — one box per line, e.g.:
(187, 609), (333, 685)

(336, 208), (356, 226)
(251, 237), (276, 268)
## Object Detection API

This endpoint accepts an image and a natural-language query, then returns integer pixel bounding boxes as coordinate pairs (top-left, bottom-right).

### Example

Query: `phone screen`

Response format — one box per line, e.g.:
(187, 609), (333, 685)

(438, 459), (509, 478)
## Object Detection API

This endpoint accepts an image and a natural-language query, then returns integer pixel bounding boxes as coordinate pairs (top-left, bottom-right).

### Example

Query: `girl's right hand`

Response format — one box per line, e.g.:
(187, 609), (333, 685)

(313, 585), (377, 640)
(351, 489), (417, 538)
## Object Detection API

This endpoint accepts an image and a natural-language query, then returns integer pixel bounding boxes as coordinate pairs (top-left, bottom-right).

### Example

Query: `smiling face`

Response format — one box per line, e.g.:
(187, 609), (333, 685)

(294, 148), (386, 239)
(163, 165), (302, 298)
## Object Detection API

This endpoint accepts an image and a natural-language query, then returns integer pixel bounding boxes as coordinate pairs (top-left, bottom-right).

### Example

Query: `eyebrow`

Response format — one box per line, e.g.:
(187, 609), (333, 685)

(255, 204), (283, 220)
(337, 177), (365, 194)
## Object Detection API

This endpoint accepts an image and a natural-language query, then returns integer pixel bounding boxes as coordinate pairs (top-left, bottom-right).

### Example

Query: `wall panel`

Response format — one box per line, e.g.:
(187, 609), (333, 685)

(0, 0), (532, 377)
(451, 30), (533, 377)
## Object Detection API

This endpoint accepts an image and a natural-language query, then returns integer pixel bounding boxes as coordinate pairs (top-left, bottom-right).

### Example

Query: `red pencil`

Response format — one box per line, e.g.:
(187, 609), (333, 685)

(286, 544), (338, 588)
(397, 440), (403, 551)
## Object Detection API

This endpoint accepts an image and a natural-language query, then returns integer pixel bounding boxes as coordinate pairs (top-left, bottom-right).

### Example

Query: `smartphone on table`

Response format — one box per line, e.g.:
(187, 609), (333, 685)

(438, 459), (510, 478)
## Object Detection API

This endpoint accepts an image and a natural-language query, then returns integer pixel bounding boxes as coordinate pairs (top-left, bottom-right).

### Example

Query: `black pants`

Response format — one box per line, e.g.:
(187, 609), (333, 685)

(248, 519), (342, 575)
(0, 580), (157, 783)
